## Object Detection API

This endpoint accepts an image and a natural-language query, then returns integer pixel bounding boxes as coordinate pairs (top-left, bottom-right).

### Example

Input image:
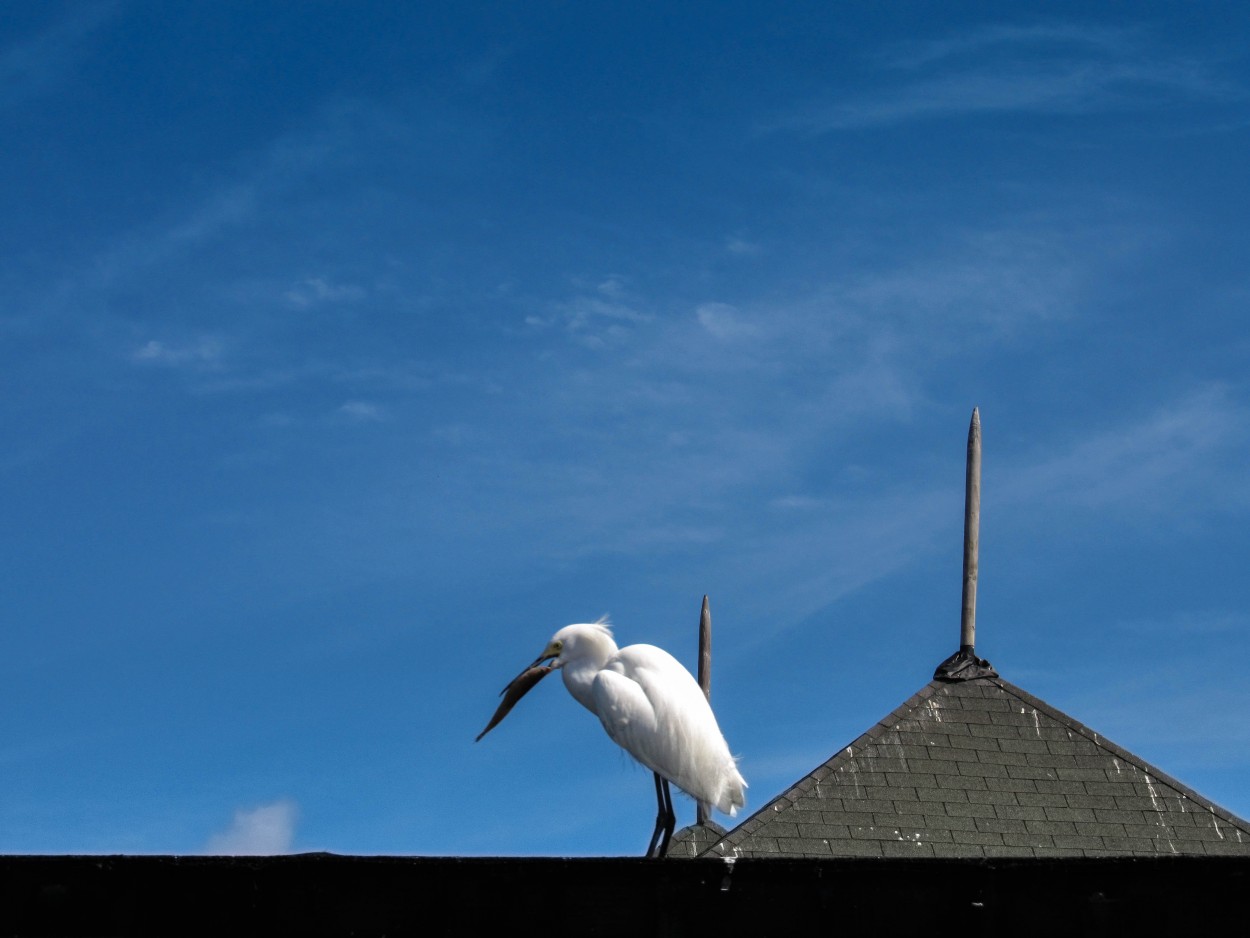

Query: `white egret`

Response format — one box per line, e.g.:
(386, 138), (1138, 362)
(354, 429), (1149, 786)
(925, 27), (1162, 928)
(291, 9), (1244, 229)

(476, 618), (747, 857)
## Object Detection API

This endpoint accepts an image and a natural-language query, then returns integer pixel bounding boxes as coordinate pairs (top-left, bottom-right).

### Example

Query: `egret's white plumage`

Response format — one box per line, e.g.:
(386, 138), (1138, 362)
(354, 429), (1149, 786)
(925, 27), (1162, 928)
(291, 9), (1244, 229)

(540, 620), (746, 816)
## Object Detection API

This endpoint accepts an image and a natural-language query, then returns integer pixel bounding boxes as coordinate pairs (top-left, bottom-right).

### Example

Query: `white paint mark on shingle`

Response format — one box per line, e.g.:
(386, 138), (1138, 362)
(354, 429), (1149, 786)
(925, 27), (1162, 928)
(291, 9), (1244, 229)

(1112, 757), (1122, 775)
(1212, 814), (1224, 840)
(928, 699), (943, 723)
(882, 734), (908, 770)
(1030, 709), (1041, 737)
(1144, 773), (1163, 812)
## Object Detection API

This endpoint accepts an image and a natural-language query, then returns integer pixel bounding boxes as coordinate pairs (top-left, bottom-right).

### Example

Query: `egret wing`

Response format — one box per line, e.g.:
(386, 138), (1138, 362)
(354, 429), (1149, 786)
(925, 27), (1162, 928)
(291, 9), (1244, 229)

(593, 645), (745, 814)
(591, 667), (660, 761)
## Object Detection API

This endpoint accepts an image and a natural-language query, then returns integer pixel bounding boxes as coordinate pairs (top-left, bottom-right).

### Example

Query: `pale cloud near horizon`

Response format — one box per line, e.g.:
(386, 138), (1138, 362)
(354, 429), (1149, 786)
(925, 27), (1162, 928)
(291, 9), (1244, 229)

(203, 800), (298, 855)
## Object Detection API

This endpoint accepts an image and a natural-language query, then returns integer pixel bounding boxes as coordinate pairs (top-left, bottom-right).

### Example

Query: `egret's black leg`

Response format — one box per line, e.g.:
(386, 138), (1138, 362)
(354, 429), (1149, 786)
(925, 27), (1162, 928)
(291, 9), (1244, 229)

(657, 775), (674, 857)
(645, 772), (676, 858)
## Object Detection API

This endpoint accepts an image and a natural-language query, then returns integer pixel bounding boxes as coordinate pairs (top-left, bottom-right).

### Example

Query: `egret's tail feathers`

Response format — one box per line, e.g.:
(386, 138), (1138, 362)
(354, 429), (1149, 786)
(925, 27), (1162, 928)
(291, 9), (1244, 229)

(713, 767), (748, 817)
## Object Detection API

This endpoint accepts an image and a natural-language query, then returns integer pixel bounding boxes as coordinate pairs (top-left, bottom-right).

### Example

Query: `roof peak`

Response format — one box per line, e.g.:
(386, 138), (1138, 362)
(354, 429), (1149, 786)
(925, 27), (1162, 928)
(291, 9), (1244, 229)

(687, 674), (1250, 859)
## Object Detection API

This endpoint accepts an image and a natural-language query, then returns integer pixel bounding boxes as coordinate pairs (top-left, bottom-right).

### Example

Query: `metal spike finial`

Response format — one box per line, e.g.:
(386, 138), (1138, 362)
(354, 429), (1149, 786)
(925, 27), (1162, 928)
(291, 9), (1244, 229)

(935, 408), (997, 682)
(961, 407), (981, 651)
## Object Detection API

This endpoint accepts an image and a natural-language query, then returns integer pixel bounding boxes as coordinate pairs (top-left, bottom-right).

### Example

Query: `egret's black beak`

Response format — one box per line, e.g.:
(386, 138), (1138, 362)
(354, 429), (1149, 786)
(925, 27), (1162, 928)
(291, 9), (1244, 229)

(526, 650), (557, 672)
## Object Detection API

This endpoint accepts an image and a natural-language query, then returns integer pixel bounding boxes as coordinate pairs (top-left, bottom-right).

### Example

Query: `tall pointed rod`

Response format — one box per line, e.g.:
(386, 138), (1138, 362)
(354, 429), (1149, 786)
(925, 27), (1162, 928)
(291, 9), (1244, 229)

(696, 595), (712, 826)
(934, 408), (997, 682)
(960, 407), (981, 653)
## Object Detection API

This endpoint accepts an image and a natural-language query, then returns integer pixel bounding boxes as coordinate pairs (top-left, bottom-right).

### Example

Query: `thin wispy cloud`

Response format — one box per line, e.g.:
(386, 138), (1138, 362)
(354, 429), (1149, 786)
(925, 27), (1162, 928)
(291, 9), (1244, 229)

(999, 386), (1247, 515)
(335, 400), (386, 422)
(725, 236), (761, 256)
(778, 23), (1237, 132)
(881, 24), (1136, 71)
(695, 303), (758, 341)
(631, 222), (1090, 425)
(131, 337), (224, 369)
(529, 276), (654, 349)
(449, 219), (1097, 571)
(837, 228), (1081, 334)
(80, 95), (414, 298)
(722, 387), (1249, 642)
(203, 800), (298, 856)
(1110, 608), (1249, 638)
(285, 277), (367, 309)
(0, 2), (120, 111)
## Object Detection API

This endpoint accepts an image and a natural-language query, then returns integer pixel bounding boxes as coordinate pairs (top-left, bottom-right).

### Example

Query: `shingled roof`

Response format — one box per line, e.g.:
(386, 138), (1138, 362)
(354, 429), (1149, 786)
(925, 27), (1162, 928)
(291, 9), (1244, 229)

(669, 412), (1249, 861)
(673, 674), (1250, 859)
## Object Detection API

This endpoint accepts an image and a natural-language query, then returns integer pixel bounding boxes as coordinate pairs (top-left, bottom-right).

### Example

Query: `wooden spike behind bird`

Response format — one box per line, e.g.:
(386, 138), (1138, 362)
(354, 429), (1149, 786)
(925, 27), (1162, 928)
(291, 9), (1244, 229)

(695, 595), (712, 827)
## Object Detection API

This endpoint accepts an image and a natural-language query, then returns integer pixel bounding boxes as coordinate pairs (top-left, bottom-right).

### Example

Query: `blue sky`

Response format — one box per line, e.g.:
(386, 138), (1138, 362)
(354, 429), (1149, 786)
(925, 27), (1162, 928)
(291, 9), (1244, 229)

(2, 2), (1248, 856)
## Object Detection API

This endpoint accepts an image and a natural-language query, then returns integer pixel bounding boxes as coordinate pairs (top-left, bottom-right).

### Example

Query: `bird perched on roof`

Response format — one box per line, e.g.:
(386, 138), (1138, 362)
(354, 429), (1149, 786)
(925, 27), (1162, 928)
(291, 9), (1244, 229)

(476, 618), (746, 857)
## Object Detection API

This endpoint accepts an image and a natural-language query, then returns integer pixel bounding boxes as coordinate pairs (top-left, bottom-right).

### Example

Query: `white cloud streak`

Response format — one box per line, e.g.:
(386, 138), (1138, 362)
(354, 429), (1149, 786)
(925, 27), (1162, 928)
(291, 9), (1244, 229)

(778, 23), (1237, 133)
(695, 303), (758, 341)
(998, 386), (1248, 515)
(131, 337), (224, 369)
(526, 276), (654, 349)
(285, 277), (367, 309)
(336, 400), (385, 422)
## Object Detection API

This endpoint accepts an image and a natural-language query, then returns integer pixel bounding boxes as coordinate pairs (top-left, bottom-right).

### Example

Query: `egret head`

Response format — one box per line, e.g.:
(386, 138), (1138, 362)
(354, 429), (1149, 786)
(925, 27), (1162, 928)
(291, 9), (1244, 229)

(540, 620), (615, 669)
(474, 619), (616, 742)
(530, 634), (565, 668)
